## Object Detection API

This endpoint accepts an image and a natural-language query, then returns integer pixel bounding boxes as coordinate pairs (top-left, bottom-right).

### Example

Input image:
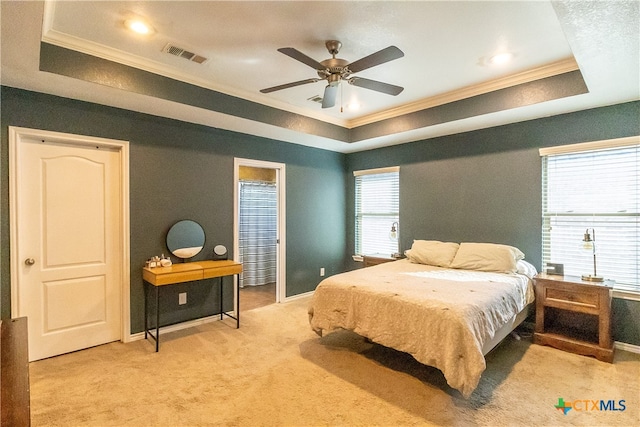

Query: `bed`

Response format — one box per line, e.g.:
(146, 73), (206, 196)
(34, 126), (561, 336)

(308, 241), (537, 397)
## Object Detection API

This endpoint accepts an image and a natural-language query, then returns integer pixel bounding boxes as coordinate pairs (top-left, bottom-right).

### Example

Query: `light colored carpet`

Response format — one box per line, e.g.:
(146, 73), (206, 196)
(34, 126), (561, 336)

(30, 296), (639, 426)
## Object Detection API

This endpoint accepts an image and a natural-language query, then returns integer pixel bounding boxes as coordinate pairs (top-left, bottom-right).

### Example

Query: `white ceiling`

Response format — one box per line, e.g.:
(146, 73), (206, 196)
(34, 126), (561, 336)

(2, 1), (639, 153)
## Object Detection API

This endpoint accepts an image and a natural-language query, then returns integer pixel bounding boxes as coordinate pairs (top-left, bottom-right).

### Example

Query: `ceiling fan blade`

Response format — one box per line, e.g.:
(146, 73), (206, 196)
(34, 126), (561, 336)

(260, 78), (319, 93)
(278, 47), (326, 70)
(348, 77), (404, 96)
(347, 46), (404, 73)
(321, 85), (338, 108)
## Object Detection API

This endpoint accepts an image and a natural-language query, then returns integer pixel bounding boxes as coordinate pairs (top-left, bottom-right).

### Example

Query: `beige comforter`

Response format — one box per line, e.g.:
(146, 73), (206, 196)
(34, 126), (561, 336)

(308, 259), (534, 397)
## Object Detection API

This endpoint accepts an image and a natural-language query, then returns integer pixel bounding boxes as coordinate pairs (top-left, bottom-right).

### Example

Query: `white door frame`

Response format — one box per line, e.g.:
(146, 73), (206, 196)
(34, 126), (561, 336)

(8, 126), (132, 343)
(234, 158), (286, 303)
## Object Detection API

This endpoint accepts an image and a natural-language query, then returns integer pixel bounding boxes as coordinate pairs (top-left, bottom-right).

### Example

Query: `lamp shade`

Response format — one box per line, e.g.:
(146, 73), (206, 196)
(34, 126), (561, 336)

(389, 222), (398, 241)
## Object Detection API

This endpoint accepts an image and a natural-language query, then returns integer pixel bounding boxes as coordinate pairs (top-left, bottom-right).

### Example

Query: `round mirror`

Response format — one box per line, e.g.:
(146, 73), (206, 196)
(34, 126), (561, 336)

(166, 220), (205, 259)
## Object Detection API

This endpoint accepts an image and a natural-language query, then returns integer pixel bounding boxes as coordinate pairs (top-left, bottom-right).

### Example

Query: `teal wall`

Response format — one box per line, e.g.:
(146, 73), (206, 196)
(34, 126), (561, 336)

(0, 86), (346, 333)
(344, 101), (640, 346)
(1, 86), (638, 346)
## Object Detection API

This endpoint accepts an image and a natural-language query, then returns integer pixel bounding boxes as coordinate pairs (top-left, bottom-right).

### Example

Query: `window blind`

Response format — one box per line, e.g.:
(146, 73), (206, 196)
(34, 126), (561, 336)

(541, 139), (639, 292)
(355, 167), (399, 257)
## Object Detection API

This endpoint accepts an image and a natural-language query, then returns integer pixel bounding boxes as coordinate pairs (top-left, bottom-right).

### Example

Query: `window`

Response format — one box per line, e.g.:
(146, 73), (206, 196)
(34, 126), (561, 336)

(540, 137), (639, 293)
(354, 167), (399, 257)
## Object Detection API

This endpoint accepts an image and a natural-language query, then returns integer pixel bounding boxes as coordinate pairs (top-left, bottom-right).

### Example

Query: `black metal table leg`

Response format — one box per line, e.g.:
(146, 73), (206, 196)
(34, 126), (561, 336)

(236, 274), (240, 328)
(219, 276), (224, 320)
(155, 285), (160, 352)
(144, 281), (148, 339)
(216, 274), (239, 328)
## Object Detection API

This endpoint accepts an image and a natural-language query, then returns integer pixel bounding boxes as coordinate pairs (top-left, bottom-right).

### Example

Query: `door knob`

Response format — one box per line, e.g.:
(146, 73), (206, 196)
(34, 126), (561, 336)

(24, 258), (35, 266)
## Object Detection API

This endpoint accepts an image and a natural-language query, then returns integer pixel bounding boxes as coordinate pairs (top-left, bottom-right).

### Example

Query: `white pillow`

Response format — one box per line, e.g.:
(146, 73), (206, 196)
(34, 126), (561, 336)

(406, 240), (460, 267)
(516, 259), (538, 279)
(450, 242), (524, 273)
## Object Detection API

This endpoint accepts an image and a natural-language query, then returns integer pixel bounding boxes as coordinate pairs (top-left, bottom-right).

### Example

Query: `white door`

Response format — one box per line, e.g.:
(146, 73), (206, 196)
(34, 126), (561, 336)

(12, 133), (123, 361)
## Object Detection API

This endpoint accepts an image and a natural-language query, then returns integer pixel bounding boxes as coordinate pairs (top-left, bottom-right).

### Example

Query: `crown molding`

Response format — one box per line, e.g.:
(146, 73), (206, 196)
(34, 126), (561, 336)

(346, 57), (580, 128)
(40, 27), (348, 128)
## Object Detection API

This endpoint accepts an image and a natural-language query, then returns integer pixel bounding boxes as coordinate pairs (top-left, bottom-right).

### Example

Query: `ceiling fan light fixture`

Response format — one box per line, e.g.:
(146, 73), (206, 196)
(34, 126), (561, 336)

(328, 74), (341, 86)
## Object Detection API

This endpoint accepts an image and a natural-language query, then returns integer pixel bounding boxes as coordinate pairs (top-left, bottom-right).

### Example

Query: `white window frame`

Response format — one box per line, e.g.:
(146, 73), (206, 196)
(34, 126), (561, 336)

(540, 136), (640, 300)
(354, 166), (400, 260)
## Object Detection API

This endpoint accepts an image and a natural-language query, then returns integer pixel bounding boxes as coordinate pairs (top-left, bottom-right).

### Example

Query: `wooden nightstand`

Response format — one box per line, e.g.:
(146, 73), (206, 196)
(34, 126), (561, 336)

(533, 273), (614, 362)
(362, 255), (396, 268)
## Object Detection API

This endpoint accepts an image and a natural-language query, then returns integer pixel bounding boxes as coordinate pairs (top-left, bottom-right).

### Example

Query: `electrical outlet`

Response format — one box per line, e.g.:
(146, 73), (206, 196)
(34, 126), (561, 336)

(320, 267), (325, 277)
(178, 292), (187, 305)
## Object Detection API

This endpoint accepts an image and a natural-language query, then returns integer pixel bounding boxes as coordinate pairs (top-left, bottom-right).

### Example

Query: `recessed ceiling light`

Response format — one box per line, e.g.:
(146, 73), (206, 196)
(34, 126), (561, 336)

(489, 52), (513, 65)
(347, 102), (361, 111)
(125, 19), (154, 35)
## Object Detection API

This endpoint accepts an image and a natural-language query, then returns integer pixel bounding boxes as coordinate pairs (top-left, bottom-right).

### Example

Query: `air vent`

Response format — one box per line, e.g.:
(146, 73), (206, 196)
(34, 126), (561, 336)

(162, 43), (208, 64)
(307, 95), (323, 104)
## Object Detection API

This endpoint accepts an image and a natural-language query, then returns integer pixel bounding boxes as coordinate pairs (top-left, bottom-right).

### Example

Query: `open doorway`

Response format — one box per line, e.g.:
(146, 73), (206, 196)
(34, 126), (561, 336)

(233, 158), (286, 312)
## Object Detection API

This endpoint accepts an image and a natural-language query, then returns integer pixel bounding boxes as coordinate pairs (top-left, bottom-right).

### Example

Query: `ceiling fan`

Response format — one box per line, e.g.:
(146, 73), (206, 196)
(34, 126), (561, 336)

(260, 40), (404, 109)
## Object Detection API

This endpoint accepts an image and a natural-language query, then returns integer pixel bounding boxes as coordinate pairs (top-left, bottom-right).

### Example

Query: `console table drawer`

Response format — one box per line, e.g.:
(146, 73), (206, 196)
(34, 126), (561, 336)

(199, 260), (243, 279)
(143, 266), (203, 286)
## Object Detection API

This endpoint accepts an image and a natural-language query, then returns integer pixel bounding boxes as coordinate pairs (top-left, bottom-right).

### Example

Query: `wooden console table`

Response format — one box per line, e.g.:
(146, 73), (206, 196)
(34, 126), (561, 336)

(142, 260), (242, 352)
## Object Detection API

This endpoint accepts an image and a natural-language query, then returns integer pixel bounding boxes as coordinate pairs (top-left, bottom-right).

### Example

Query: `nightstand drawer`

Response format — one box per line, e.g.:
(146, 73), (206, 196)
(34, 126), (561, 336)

(545, 287), (599, 310)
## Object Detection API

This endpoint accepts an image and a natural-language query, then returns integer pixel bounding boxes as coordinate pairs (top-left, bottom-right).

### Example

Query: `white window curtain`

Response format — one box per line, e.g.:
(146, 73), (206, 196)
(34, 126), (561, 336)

(355, 167), (400, 257)
(540, 137), (639, 293)
(238, 180), (277, 287)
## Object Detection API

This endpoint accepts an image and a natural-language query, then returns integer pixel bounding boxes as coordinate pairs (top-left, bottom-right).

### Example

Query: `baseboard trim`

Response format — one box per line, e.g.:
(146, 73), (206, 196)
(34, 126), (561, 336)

(282, 290), (314, 302)
(128, 314), (224, 342)
(615, 341), (640, 354)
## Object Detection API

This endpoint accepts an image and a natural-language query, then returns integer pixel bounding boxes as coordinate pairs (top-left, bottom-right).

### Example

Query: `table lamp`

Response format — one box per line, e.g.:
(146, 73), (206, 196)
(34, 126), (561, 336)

(581, 228), (604, 282)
